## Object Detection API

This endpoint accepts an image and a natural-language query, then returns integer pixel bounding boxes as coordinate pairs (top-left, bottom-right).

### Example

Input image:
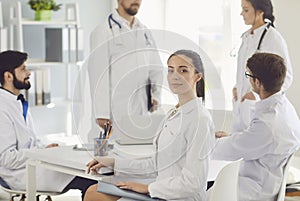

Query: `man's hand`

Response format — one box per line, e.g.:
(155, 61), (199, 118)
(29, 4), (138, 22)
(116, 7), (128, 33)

(232, 87), (237, 101)
(241, 91), (256, 102)
(149, 99), (158, 112)
(86, 158), (115, 174)
(116, 182), (149, 194)
(96, 118), (110, 129)
(45, 143), (59, 148)
(215, 131), (229, 138)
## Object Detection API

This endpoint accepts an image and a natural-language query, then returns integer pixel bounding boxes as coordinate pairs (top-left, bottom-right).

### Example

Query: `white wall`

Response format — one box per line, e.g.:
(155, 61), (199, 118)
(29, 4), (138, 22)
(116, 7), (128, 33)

(0, 0), (112, 135)
(273, 0), (300, 115)
(0, 0), (112, 58)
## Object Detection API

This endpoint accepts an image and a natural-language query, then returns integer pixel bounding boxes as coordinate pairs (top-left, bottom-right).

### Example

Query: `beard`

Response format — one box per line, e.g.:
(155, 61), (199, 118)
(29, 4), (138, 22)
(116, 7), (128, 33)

(123, 3), (140, 16)
(12, 73), (31, 90)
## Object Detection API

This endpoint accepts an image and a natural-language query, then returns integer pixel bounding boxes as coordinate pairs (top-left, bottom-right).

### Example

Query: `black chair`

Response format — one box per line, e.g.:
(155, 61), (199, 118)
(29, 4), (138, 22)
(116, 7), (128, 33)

(0, 177), (61, 201)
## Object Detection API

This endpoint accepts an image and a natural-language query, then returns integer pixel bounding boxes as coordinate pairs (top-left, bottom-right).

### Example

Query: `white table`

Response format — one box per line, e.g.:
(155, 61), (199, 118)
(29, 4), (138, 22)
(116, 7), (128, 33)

(24, 144), (229, 200)
(24, 146), (104, 200)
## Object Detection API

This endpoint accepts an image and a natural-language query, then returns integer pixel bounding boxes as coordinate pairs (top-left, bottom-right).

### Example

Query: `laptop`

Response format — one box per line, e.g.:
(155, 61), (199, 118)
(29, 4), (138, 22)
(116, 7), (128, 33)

(114, 114), (165, 145)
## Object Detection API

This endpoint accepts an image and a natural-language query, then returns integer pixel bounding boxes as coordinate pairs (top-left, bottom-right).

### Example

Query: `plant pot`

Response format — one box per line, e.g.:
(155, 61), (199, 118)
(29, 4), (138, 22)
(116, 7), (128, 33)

(35, 10), (52, 21)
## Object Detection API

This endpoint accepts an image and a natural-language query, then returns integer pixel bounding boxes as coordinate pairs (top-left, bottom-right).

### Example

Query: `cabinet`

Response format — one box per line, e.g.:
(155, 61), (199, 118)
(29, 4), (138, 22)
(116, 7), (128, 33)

(8, 1), (82, 136)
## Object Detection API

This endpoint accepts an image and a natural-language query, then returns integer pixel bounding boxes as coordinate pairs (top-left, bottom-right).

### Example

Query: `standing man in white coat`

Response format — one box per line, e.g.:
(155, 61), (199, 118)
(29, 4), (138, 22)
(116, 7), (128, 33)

(0, 50), (97, 200)
(88, 0), (163, 133)
(213, 52), (300, 201)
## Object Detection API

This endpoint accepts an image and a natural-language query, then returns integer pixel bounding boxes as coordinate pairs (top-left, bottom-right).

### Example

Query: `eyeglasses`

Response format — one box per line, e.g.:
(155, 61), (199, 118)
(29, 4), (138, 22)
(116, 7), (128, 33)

(245, 71), (258, 79)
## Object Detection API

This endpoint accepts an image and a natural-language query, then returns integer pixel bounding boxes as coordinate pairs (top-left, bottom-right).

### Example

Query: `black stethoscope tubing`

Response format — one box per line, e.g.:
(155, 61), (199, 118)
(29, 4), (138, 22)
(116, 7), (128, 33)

(257, 22), (271, 51)
(108, 14), (122, 29)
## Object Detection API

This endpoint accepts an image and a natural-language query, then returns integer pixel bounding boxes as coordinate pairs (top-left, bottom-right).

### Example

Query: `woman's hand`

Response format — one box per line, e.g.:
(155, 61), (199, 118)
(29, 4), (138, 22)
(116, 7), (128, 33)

(45, 143), (59, 148)
(232, 87), (238, 101)
(215, 131), (229, 138)
(116, 182), (149, 194)
(241, 91), (256, 102)
(86, 158), (115, 174)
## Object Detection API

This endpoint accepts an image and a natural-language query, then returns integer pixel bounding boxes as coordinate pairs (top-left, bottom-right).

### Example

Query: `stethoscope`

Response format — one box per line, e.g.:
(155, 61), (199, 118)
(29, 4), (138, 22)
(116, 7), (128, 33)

(107, 13), (152, 47)
(230, 22), (271, 57)
(106, 13), (153, 120)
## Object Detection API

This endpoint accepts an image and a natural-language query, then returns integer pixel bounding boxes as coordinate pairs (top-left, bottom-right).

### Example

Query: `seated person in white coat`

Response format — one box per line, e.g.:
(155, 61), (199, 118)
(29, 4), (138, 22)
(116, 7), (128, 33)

(0, 50), (97, 200)
(84, 50), (216, 201)
(212, 52), (300, 201)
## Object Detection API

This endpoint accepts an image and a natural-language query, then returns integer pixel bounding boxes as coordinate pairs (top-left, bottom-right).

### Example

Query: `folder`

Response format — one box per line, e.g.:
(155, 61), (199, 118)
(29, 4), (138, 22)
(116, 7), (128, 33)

(0, 28), (7, 51)
(35, 69), (43, 106)
(42, 68), (51, 104)
(45, 27), (83, 62)
(97, 181), (159, 201)
(28, 70), (36, 106)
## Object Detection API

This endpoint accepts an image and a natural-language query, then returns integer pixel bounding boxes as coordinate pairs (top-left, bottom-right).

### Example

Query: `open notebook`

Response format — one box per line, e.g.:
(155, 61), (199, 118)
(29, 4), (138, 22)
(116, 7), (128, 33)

(97, 181), (160, 201)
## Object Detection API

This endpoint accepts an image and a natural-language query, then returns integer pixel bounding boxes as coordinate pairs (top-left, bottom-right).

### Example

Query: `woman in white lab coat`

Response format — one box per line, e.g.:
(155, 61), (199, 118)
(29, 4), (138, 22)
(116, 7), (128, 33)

(84, 50), (215, 201)
(232, 0), (293, 132)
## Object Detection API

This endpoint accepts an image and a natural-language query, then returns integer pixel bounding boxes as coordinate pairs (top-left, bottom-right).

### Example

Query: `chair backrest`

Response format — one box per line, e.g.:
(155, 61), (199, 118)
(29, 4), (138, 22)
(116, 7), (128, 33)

(276, 152), (296, 201)
(209, 159), (242, 201)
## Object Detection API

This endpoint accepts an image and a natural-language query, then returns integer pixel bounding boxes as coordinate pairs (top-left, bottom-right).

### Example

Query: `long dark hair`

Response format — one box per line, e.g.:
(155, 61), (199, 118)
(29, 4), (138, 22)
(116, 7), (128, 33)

(167, 49), (205, 102)
(247, 0), (275, 27)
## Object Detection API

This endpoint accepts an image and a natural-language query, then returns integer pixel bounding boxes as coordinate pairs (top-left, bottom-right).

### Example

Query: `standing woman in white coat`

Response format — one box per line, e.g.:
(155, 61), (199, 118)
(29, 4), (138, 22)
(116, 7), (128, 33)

(84, 50), (215, 201)
(231, 0), (293, 132)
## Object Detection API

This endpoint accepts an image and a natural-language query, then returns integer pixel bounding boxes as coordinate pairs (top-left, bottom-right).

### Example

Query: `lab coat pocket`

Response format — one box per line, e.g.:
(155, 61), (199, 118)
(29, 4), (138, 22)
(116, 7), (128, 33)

(168, 128), (185, 160)
(109, 43), (127, 61)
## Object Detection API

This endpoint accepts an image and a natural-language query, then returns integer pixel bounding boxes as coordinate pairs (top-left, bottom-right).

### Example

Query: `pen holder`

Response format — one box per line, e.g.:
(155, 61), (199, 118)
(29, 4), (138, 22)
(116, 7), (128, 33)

(94, 138), (108, 156)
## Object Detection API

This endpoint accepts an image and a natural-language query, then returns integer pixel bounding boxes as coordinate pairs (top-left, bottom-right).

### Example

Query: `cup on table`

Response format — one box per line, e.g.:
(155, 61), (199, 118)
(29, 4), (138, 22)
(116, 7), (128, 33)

(94, 138), (108, 156)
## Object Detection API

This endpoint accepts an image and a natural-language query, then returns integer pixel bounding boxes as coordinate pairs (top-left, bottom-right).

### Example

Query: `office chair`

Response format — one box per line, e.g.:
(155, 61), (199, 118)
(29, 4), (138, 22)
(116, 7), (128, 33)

(276, 151), (298, 201)
(0, 177), (60, 201)
(208, 159), (242, 201)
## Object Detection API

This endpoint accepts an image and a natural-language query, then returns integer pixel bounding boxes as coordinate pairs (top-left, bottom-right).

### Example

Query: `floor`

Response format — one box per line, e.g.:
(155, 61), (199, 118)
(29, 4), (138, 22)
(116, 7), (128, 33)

(1, 189), (300, 201)
(0, 189), (81, 201)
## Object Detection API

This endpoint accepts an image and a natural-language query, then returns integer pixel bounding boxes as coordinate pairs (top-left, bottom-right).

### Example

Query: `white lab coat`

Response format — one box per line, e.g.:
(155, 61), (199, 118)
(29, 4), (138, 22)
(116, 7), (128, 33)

(114, 98), (215, 201)
(88, 10), (163, 123)
(0, 89), (74, 192)
(213, 91), (300, 201)
(232, 23), (293, 132)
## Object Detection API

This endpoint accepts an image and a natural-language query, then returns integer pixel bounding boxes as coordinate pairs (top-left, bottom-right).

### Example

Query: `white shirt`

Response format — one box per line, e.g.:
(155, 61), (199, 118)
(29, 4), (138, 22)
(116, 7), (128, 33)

(232, 24), (293, 132)
(213, 91), (300, 201)
(0, 88), (74, 192)
(114, 98), (215, 201)
(88, 10), (163, 122)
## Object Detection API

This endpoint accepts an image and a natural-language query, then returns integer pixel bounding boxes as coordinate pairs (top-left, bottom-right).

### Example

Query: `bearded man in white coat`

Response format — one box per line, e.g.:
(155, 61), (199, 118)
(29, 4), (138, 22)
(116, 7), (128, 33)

(87, 0), (163, 138)
(0, 50), (97, 200)
(212, 52), (300, 201)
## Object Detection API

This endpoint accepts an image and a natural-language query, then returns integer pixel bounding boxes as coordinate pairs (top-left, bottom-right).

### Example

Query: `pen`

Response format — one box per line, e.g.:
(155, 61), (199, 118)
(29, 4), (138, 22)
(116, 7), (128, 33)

(106, 125), (112, 139)
(103, 122), (108, 139)
(99, 131), (104, 139)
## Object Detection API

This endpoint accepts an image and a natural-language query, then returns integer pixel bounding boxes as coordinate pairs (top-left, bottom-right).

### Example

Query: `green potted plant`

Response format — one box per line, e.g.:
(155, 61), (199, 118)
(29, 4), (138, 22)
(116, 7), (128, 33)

(28, 0), (62, 21)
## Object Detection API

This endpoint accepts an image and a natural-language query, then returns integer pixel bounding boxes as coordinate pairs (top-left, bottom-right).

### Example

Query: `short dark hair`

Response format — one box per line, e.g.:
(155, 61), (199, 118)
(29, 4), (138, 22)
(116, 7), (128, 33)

(247, 52), (286, 93)
(167, 49), (205, 101)
(0, 50), (28, 85)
